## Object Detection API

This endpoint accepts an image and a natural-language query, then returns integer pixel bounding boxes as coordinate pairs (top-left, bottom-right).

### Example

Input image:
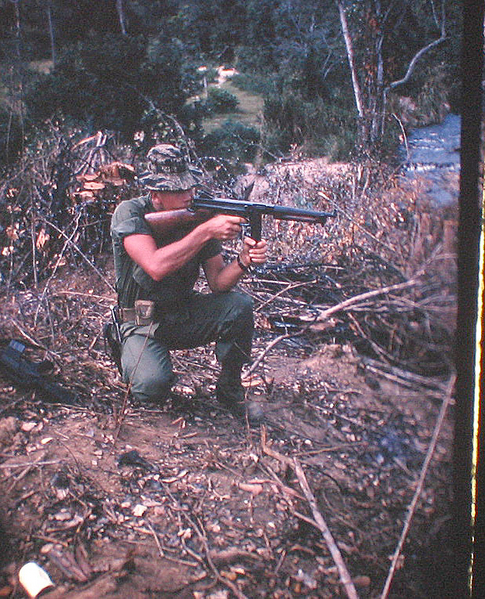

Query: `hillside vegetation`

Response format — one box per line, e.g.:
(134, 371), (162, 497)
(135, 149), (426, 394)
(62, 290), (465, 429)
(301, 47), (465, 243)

(0, 3), (460, 597)
(0, 0), (461, 169)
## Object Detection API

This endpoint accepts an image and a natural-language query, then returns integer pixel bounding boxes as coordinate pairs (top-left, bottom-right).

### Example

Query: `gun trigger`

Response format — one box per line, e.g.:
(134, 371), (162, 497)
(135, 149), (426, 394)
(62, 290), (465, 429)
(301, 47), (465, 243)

(241, 222), (251, 238)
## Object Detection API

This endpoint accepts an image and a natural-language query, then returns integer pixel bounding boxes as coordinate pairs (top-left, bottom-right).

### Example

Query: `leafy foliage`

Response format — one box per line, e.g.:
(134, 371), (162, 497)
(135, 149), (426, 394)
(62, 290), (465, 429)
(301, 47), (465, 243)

(0, 0), (463, 161)
(262, 85), (358, 160)
(205, 88), (240, 114)
(200, 120), (260, 163)
(23, 33), (190, 140)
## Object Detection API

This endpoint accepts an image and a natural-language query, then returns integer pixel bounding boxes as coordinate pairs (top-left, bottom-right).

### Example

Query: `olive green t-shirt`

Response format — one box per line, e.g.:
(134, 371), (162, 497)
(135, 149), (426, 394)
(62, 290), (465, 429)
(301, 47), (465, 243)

(111, 194), (221, 309)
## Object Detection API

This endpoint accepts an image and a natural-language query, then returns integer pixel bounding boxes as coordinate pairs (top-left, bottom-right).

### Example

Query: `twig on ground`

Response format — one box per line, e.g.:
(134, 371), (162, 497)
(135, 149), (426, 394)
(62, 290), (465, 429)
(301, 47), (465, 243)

(186, 513), (249, 599)
(292, 458), (359, 599)
(261, 427), (359, 598)
(53, 290), (115, 302)
(0, 459), (61, 470)
(363, 362), (448, 400)
(362, 357), (448, 391)
(8, 318), (54, 353)
(379, 374), (455, 599)
(245, 329), (306, 377)
(146, 520), (165, 559)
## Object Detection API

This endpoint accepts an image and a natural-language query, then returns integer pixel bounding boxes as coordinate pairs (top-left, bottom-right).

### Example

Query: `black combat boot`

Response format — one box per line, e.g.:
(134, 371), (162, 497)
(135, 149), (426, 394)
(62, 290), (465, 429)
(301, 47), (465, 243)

(216, 361), (264, 425)
(216, 361), (245, 407)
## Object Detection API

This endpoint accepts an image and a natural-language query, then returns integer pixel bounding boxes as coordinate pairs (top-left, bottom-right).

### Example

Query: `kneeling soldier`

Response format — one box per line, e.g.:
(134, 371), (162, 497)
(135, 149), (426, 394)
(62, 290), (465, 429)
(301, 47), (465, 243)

(110, 144), (268, 422)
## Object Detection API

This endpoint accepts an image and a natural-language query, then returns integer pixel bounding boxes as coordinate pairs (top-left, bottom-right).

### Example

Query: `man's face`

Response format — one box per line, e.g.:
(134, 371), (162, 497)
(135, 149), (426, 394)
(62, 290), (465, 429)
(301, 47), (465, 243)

(151, 188), (194, 211)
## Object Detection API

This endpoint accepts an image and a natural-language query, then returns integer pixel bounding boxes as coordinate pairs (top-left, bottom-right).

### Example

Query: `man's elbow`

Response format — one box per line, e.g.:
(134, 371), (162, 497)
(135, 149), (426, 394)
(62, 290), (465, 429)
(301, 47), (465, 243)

(145, 264), (168, 282)
(209, 280), (233, 294)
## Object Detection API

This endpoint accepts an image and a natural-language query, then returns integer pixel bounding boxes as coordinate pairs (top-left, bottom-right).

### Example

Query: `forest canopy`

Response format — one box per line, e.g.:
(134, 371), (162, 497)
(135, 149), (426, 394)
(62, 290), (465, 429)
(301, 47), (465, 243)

(0, 0), (462, 167)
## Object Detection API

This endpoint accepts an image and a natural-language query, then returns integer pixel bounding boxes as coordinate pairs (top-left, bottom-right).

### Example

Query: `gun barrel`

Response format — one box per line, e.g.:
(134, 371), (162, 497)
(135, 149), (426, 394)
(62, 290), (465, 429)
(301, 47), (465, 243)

(193, 196), (336, 223)
(270, 204), (336, 223)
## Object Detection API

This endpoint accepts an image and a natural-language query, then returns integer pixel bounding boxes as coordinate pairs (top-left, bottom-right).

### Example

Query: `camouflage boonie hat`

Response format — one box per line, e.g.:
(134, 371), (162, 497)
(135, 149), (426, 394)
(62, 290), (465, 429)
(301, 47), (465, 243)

(138, 144), (198, 191)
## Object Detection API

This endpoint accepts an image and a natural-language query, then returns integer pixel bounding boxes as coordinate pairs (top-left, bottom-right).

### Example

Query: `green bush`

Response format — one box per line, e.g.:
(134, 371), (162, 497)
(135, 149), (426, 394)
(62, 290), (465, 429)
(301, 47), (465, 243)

(200, 120), (260, 162)
(231, 72), (274, 96)
(23, 33), (189, 140)
(261, 90), (358, 161)
(206, 87), (240, 114)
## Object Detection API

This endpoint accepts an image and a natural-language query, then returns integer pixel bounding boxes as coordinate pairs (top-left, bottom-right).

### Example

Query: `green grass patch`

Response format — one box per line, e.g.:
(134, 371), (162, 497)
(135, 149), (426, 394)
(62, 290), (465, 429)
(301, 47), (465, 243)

(202, 81), (264, 133)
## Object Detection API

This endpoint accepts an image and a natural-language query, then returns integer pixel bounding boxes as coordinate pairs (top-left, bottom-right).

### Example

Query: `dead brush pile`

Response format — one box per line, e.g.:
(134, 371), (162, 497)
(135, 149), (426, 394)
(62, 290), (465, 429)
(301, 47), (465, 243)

(0, 131), (456, 384)
(238, 156), (456, 382)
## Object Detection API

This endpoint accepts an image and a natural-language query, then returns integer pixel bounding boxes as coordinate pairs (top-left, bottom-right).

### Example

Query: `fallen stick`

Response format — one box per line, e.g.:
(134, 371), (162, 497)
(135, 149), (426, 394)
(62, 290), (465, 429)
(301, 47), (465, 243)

(247, 277), (421, 379)
(244, 329), (306, 378)
(363, 363), (447, 401)
(192, 515), (249, 599)
(255, 279), (317, 313)
(379, 374), (455, 599)
(260, 429), (359, 599)
(315, 277), (419, 322)
(292, 458), (359, 599)
(0, 459), (61, 470)
(362, 357), (448, 391)
(209, 548), (260, 566)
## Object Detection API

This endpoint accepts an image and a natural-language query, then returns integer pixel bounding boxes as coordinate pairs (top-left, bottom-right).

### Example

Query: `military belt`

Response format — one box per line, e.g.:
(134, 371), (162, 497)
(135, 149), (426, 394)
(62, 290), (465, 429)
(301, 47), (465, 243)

(119, 300), (156, 326)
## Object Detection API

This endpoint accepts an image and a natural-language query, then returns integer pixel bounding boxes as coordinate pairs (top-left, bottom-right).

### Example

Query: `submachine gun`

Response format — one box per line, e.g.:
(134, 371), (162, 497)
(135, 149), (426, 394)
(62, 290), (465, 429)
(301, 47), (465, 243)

(0, 340), (76, 404)
(145, 194), (336, 241)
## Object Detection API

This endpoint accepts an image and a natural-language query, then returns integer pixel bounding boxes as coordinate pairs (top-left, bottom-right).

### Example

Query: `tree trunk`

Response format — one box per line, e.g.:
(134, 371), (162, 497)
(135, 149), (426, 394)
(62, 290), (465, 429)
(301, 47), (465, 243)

(46, 2), (56, 67)
(336, 1), (370, 151)
(338, 0), (448, 155)
(337, 1), (364, 120)
(116, 0), (127, 36)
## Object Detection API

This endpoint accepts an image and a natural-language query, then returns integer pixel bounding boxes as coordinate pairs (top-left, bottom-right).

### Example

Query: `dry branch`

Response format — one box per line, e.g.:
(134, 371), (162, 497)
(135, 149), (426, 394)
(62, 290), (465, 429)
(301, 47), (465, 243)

(261, 428), (359, 599)
(315, 277), (420, 322)
(244, 329), (306, 378)
(380, 374), (456, 598)
(43, 218), (115, 292)
(292, 458), (359, 599)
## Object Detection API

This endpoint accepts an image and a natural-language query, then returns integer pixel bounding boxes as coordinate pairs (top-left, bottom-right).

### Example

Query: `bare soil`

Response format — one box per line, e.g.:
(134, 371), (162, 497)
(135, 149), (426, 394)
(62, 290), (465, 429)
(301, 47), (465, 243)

(0, 256), (454, 598)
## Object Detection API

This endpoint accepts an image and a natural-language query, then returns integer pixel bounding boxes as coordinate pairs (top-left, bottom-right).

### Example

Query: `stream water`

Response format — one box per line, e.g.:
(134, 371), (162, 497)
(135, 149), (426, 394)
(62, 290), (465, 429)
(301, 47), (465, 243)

(401, 112), (461, 206)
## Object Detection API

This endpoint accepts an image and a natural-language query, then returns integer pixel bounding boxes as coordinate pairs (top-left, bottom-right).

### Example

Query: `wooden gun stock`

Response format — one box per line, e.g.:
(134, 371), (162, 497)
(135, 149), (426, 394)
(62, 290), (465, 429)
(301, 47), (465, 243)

(144, 208), (212, 234)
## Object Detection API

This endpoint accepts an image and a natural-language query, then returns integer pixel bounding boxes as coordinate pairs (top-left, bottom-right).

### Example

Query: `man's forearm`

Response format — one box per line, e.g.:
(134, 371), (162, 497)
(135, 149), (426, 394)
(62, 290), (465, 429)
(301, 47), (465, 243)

(209, 256), (250, 293)
(152, 225), (214, 280)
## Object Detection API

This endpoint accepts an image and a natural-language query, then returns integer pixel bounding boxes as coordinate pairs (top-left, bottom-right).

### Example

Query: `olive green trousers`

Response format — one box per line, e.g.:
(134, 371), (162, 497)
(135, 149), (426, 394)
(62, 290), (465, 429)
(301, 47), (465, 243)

(120, 291), (253, 403)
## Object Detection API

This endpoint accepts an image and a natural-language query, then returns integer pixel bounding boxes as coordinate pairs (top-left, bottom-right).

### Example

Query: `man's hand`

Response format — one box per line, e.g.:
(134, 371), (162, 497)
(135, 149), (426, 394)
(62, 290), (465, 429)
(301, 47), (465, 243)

(202, 215), (246, 241)
(239, 237), (268, 267)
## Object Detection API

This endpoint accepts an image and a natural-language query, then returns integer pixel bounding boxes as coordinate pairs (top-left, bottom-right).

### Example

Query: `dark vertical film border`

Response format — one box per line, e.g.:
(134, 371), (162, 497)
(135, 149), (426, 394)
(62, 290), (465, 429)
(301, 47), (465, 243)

(454, 1), (484, 597)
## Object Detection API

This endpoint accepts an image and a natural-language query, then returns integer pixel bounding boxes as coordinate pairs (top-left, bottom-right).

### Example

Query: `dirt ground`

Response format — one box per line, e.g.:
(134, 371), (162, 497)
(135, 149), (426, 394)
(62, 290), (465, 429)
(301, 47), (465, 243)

(0, 252), (454, 599)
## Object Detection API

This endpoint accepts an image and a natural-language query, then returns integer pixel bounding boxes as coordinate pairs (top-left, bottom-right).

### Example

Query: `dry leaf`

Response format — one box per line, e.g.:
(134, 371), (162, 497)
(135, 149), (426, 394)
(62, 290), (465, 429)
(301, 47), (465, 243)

(133, 504), (147, 517)
(239, 482), (264, 495)
(21, 422), (37, 432)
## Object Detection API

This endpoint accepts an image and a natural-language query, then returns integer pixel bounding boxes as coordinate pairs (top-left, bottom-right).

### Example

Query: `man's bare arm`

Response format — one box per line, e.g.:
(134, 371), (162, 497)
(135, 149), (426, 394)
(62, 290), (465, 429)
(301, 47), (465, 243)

(124, 215), (245, 281)
(204, 237), (268, 293)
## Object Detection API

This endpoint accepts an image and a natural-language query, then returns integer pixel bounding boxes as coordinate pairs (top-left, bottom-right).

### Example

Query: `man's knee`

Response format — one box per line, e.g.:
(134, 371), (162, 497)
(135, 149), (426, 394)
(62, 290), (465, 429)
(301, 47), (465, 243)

(127, 368), (175, 403)
(227, 291), (253, 322)
(120, 336), (174, 403)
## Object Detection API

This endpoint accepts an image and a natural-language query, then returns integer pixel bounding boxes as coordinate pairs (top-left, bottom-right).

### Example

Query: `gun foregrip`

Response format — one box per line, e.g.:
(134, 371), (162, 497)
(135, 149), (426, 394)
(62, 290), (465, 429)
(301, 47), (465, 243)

(249, 213), (262, 241)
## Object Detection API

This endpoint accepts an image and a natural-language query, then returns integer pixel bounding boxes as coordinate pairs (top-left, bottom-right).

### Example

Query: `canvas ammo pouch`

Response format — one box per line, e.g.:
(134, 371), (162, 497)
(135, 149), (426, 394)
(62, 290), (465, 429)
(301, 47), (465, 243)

(120, 300), (156, 325)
